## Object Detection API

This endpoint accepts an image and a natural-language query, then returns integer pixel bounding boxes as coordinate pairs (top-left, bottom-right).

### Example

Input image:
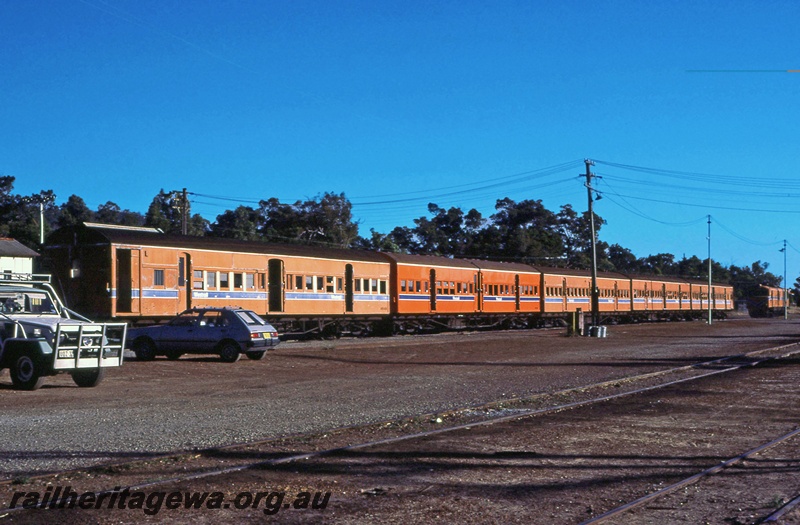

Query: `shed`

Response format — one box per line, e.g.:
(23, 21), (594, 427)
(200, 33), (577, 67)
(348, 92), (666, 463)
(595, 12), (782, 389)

(0, 238), (39, 275)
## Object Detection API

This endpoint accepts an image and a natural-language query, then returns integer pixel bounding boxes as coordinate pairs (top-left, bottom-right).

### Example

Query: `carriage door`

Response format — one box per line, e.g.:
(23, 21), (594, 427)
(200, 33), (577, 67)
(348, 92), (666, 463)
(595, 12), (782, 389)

(515, 275), (521, 311)
(178, 253), (191, 311)
(344, 264), (354, 313)
(116, 249), (133, 313)
(429, 269), (437, 312)
(268, 259), (284, 312)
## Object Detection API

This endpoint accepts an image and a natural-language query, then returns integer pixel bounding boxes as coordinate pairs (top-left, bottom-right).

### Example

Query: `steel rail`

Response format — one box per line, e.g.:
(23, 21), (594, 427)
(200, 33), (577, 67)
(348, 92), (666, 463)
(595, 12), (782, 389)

(580, 427), (800, 524)
(763, 493), (800, 522)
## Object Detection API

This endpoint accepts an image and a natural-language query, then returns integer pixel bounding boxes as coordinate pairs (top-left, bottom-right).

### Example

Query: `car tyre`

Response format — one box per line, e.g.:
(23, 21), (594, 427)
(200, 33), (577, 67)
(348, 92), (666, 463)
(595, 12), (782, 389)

(133, 339), (157, 361)
(219, 342), (241, 363)
(245, 350), (266, 360)
(71, 368), (106, 388)
(10, 353), (46, 390)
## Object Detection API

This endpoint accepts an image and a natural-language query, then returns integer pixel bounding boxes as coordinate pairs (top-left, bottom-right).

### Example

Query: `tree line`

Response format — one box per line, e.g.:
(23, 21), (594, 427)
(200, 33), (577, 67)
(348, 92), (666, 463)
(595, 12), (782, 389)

(0, 175), (787, 300)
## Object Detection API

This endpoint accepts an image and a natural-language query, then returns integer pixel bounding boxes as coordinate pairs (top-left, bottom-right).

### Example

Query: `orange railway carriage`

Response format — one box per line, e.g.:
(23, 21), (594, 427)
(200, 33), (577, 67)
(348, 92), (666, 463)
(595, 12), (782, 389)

(631, 275), (692, 312)
(538, 268), (631, 314)
(469, 260), (541, 314)
(381, 253), (479, 316)
(43, 223), (390, 322)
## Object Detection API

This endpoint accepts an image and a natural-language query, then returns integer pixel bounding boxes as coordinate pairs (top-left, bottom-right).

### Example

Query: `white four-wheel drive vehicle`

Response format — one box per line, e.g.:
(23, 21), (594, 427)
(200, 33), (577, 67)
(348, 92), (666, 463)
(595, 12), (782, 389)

(0, 274), (126, 390)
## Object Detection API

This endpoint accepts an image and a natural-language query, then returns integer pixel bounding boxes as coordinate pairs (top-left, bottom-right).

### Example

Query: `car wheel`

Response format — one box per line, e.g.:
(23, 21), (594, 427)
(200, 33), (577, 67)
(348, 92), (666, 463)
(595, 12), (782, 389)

(10, 353), (46, 390)
(245, 350), (266, 360)
(165, 349), (183, 360)
(71, 368), (106, 388)
(133, 339), (157, 361)
(218, 342), (241, 363)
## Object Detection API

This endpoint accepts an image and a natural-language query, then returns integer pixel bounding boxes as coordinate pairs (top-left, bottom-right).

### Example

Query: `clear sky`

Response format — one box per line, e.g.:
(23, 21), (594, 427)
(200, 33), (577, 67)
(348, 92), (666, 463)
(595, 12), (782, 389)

(2, 1), (799, 283)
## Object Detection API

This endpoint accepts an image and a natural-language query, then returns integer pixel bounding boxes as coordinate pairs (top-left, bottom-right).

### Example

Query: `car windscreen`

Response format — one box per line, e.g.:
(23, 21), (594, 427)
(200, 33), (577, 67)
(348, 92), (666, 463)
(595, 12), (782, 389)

(0, 292), (57, 314)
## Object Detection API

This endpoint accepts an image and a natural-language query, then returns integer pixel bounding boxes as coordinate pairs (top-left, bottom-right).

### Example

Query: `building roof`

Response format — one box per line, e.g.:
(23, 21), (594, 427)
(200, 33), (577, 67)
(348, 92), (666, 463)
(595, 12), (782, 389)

(0, 238), (39, 258)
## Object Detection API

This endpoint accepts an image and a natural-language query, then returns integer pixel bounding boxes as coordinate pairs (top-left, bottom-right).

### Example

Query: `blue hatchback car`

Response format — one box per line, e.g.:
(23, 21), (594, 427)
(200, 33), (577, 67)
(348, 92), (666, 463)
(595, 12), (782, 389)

(128, 307), (280, 362)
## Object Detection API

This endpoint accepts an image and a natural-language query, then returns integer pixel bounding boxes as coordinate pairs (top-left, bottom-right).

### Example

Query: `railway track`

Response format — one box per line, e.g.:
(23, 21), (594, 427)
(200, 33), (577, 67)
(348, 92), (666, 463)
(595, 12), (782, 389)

(580, 426), (800, 524)
(3, 340), (800, 521)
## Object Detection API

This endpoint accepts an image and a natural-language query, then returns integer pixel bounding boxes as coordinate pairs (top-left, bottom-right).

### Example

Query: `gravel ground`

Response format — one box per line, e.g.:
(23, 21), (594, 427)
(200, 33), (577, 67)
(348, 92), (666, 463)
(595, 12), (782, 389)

(1, 316), (798, 479)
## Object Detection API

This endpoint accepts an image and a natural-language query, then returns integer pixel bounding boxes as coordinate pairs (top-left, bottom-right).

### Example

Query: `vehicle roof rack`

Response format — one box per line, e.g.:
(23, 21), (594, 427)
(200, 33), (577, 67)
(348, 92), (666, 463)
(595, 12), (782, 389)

(0, 273), (51, 283)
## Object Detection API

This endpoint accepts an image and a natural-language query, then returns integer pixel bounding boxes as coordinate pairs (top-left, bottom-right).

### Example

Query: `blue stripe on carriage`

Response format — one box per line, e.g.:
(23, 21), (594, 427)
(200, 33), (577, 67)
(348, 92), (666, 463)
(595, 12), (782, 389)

(354, 295), (390, 301)
(483, 296), (514, 302)
(285, 292), (346, 301)
(436, 295), (476, 301)
(399, 294), (431, 301)
(568, 298), (591, 303)
(144, 289), (180, 298)
(193, 291), (267, 300)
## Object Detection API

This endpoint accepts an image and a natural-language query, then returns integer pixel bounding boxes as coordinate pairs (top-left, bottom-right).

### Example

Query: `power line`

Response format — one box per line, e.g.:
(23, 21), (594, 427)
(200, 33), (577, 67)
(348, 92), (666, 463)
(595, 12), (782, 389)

(594, 160), (800, 189)
(596, 189), (800, 214)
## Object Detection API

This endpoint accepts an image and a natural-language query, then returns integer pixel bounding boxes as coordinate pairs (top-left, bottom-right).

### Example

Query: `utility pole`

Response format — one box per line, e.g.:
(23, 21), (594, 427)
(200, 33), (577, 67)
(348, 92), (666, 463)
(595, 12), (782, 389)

(707, 215), (712, 325)
(781, 240), (787, 320)
(39, 202), (45, 245)
(585, 159), (600, 331)
(181, 188), (189, 236)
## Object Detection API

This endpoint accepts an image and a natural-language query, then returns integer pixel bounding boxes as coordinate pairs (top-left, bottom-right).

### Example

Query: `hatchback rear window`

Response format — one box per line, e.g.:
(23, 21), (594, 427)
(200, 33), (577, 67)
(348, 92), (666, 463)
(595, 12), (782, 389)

(235, 310), (267, 325)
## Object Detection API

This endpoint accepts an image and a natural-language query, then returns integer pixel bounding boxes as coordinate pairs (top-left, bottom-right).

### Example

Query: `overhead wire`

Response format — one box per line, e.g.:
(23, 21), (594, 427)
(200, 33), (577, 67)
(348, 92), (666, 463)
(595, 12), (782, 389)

(597, 178), (707, 227)
(594, 159), (800, 189)
(189, 160), (581, 211)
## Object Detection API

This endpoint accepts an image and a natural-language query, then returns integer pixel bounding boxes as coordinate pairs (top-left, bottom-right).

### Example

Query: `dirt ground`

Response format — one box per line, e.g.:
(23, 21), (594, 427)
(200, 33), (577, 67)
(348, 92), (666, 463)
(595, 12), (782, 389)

(3, 316), (800, 523)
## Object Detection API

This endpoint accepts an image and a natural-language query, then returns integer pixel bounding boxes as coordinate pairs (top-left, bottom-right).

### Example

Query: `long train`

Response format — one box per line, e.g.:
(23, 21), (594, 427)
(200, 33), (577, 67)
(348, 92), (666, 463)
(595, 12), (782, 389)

(43, 223), (735, 336)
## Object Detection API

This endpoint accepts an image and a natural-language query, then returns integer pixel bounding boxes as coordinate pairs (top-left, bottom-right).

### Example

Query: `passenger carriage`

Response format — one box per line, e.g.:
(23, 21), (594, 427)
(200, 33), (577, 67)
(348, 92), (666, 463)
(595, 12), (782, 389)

(43, 223), (390, 336)
(468, 260), (541, 314)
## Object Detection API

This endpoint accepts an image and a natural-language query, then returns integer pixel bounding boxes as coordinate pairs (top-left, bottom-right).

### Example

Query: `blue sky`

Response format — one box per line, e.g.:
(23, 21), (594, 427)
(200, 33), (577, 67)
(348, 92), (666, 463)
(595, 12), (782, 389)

(2, 1), (799, 282)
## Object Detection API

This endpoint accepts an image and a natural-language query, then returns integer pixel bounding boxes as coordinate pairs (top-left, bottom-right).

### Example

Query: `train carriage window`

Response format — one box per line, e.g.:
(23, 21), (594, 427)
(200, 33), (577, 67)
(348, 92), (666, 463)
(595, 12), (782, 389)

(193, 270), (204, 290)
(154, 269), (165, 287)
(207, 272), (217, 289)
(286, 275), (293, 290)
(401, 280), (407, 292)
(220, 272), (229, 289)
(337, 277), (343, 291)
(234, 273), (243, 289)
(305, 276), (313, 291)
(294, 275), (302, 290)
(380, 280), (387, 294)
(316, 276), (323, 292)
(371, 279), (378, 293)
(423, 281), (429, 293)
(245, 273), (254, 290)
(326, 276), (334, 293)
(355, 279), (361, 292)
